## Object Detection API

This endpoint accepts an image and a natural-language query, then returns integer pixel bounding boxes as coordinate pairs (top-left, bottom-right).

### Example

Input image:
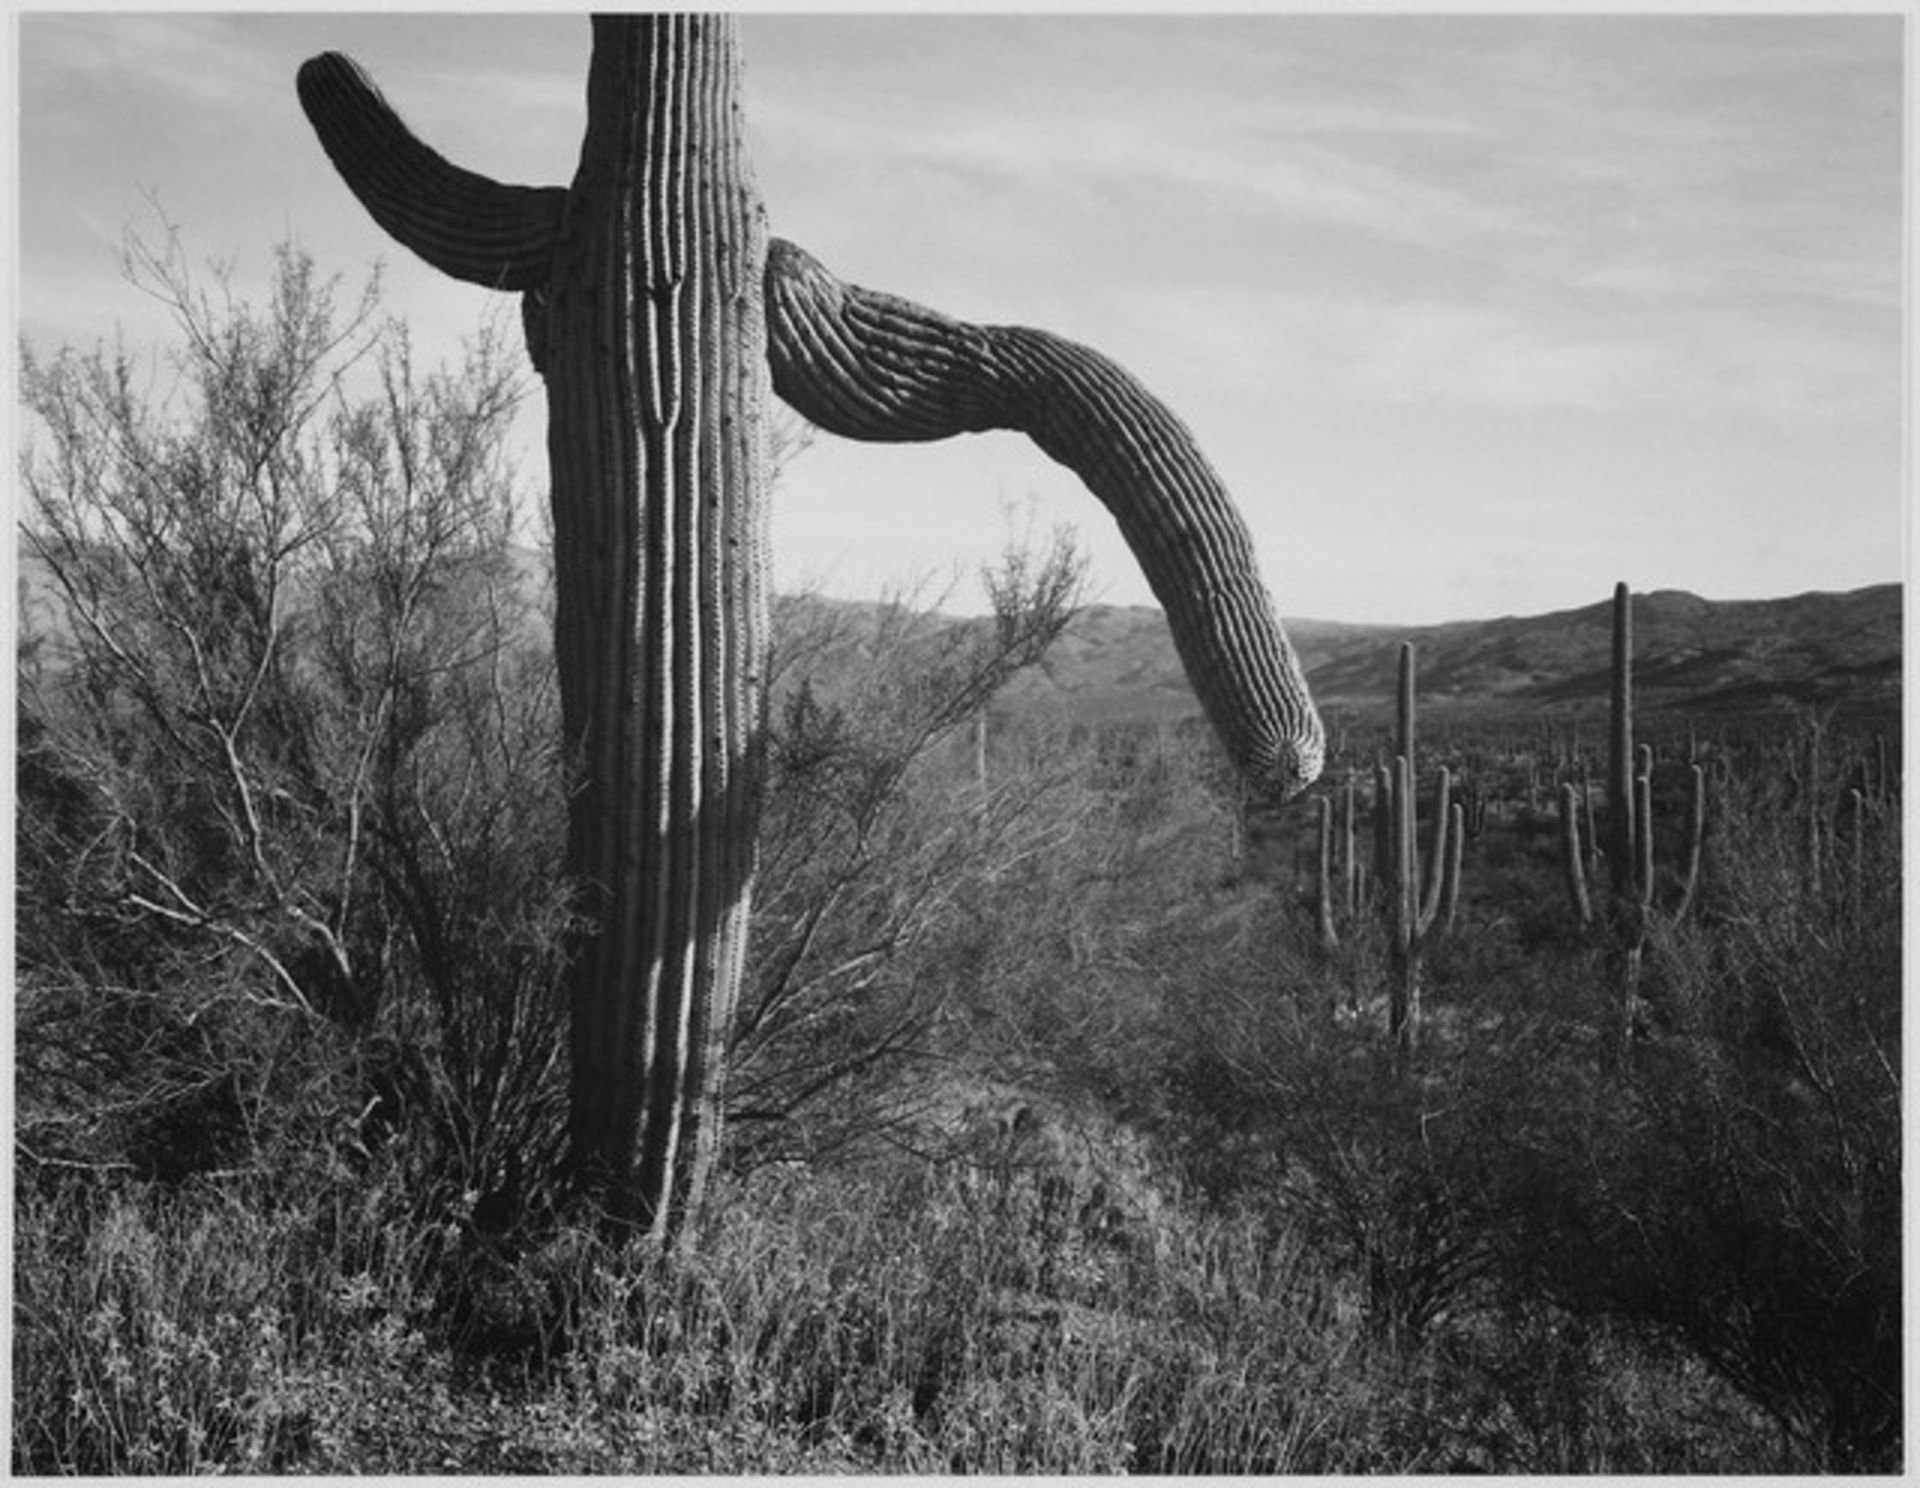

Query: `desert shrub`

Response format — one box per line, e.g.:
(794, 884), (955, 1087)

(725, 534), (1087, 1168)
(1477, 735), (1901, 1469)
(17, 223), (1895, 1474)
(1054, 704), (1900, 1470)
(17, 224), (572, 1226)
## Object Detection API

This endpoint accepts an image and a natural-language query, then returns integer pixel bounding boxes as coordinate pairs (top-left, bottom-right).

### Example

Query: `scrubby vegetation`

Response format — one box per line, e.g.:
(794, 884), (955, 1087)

(15, 237), (1902, 1473)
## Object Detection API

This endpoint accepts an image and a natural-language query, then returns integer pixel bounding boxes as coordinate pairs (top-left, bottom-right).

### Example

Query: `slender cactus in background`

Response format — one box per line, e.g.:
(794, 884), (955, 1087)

(1371, 758), (1394, 891)
(1582, 759), (1602, 875)
(1315, 642), (1466, 1049)
(1606, 581), (1637, 902)
(1559, 783), (1594, 928)
(1558, 583), (1706, 1061)
(297, 16), (1323, 1232)
(1312, 771), (1361, 958)
(1340, 771), (1360, 921)
(1378, 642), (1462, 1059)
(1314, 796), (1341, 955)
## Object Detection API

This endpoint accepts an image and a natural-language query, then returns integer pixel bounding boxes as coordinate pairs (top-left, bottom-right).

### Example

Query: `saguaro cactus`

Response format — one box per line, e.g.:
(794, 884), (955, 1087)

(301, 18), (768, 1232)
(1316, 644), (1462, 1048)
(1605, 580), (1637, 902)
(1559, 582), (1705, 1059)
(1380, 642), (1461, 1058)
(298, 16), (1323, 1233)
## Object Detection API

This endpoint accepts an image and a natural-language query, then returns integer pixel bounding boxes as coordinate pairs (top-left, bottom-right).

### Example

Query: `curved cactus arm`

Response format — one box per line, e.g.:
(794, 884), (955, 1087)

(764, 238), (1324, 805)
(296, 51), (565, 292)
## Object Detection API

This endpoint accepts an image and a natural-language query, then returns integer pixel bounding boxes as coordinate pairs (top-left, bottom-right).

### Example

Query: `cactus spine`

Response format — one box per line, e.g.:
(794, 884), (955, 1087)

(298, 18), (1324, 1231)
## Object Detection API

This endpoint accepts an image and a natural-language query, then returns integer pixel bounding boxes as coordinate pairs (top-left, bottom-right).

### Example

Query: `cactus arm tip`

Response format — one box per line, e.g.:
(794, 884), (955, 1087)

(763, 235), (1324, 804)
(297, 49), (565, 293)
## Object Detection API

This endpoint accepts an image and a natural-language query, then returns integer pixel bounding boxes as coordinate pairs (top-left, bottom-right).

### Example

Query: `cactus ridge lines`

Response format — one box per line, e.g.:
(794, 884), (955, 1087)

(295, 51), (564, 291)
(764, 239), (1322, 803)
(538, 16), (768, 1230)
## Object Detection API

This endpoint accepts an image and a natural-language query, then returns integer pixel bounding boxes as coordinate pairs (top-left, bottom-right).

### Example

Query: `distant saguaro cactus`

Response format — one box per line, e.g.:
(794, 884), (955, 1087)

(1559, 583), (1705, 1061)
(1381, 642), (1462, 1059)
(1314, 643), (1462, 1051)
(298, 16), (1323, 1233)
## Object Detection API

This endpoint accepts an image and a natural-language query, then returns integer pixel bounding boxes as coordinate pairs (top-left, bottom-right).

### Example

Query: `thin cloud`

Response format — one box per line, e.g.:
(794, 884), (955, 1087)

(1131, 285), (1894, 428)
(22, 14), (283, 115)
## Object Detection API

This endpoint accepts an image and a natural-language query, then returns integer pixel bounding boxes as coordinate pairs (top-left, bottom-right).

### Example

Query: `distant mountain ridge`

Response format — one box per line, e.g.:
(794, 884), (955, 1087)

(1002, 584), (1902, 725)
(18, 545), (1899, 724)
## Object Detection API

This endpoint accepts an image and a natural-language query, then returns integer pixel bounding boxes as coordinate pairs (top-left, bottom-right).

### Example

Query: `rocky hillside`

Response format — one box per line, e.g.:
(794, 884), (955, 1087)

(19, 544), (1898, 725)
(1002, 584), (1902, 725)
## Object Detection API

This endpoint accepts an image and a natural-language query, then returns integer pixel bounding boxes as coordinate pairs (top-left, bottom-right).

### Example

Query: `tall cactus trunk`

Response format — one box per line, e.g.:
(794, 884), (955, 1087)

(1314, 795), (1341, 956)
(301, 16), (769, 1236)
(1606, 582), (1636, 902)
(543, 17), (769, 1234)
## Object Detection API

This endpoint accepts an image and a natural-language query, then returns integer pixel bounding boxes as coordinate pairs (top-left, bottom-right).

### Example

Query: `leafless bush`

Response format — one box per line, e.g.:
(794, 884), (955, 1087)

(17, 222), (568, 1212)
(727, 533), (1089, 1166)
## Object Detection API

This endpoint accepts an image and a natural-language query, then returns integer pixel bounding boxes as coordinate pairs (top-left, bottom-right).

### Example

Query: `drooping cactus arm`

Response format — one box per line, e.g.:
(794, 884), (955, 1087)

(764, 238), (1324, 803)
(296, 52), (564, 292)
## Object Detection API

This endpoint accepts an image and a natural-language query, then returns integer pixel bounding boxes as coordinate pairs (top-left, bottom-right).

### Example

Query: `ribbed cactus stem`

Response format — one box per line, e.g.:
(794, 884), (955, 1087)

(1606, 582), (1635, 900)
(1372, 758), (1393, 895)
(1560, 781), (1594, 929)
(1395, 640), (1417, 778)
(295, 53), (565, 291)
(1314, 795), (1340, 954)
(763, 239), (1322, 806)
(1418, 765), (1452, 930)
(1393, 756), (1418, 958)
(1633, 752), (1656, 913)
(1581, 761), (1601, 875)
(1441, 799), (1465, 935)
(553, 17), (769, 1233)
(1563, 586), (1709, 950)
(1375, 639), (1469, 1059)
(1394, 641), (1419, 905)
(1341, 772), (1359, 920)
(1388, 753), (1417, 1053)
(302, 16), (769, 1235)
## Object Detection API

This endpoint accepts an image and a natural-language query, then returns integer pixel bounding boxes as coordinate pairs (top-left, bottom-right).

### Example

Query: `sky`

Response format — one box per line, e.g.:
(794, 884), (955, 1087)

(10, 8), (1909, 626)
